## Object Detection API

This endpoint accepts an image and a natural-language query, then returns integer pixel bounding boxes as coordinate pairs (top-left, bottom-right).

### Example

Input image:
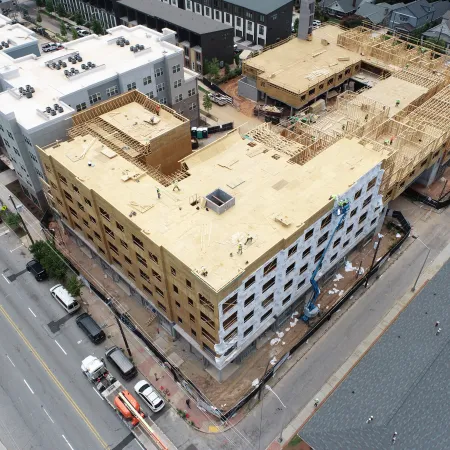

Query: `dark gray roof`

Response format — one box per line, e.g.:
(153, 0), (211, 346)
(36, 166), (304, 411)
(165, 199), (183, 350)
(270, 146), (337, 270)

(226, 0), (293, 15)
(322, 0), (365, 14)
(301, 258), (450, 450)
(118, 0), (233, 34)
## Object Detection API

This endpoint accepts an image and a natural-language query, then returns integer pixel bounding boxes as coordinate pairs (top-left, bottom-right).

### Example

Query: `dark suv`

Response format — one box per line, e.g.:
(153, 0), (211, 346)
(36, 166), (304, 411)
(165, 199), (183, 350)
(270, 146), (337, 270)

(26, 260), (48, 281)
(76, 313), (106, 344)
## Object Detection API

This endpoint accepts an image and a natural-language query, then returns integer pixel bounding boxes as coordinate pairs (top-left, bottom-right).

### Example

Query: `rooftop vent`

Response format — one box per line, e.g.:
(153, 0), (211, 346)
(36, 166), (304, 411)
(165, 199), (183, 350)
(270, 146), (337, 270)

(130, 44), (145, 53)
(205, 188), (235, 215)
(1, 41), (10, 49)
(116, 37), (130, 47)
(43, 104), (64, 116)
(18, 85), (35, 98)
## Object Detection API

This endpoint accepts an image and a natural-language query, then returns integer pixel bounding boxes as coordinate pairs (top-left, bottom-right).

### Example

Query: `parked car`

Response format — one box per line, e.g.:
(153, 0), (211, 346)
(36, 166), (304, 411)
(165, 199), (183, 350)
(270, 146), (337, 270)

(76, 313), (106, 344)
(77, 29), (90, 37)
(134, 380), (165, 413)
(105, 346), (137, 381)
(26, 259), (48, 281)
(312, 20), (321, 29)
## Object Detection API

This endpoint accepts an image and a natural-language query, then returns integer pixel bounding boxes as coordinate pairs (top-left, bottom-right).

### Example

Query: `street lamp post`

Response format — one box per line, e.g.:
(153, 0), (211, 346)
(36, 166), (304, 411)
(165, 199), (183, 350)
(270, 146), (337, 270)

(411, 236), (431, 292)
(265, 385), (288, 443)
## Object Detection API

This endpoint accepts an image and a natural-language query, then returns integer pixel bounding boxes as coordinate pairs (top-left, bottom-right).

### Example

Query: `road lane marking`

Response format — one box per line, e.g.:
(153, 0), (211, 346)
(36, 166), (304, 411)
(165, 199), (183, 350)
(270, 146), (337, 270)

(43, 408), (55, 423)
(24, 379), (34, 394)
(92, 387), (104, 400)
(0, 230), (9, 237)
(62, 434), (75, 450)
(55, 340), (67, 355)
(28, 307), (37, 318)
(6, 355), (15, 367)
(1, 274), (10, 284)
(0, 305), (108, 449)
(10, 244), (23, 253)
(135, 440), (145, 450)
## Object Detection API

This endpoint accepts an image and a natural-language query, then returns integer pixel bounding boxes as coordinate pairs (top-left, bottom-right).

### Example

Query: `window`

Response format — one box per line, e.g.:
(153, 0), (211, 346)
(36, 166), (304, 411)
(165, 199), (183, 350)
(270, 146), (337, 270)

(173, 284), (179, 294)
(199, 293), (214, 312)
(89, 93), (101, 104)
(109, 242), (119, 255)
(175, 93), (183, 103)
(124, 255), (132, 265)
(244, 310), (254, 322)
(143, 285), (153, 296)
(205, 6), (211, 16)
(223, 312), (237, 330)
(126, 270), (135, 281)
(120, 239), (128, 249)
(245, 276), (255, 289)
(195, 2), (201, 12)
(288, 245), (297, 258)
(188, 88), (196, 97)
(359, 212), (368, 224)
(244, 325), (253, 337)
(350, 207), (358, 218)
(354, 189), (362, 200)
(186, 0), (191, 8)
(299, 263), (308, 275)
(64, 190), (73, 202)
(76, 102), (87, 112)
(99, 207), (110, 221)
(363, 195), (372, 209)
(284, 279), (293, 291)
(149, 251), (158, 264)
(94, 231), (101, 240)
(127, 82), (136, 91)
(143, 75), (152, 85)
(116, 221), (124, 232)
(201, 312), (215, 329)
(346, 224), (354, 234)
(343, 239), (350, 248)
(282, 295), (291, 306)
(262, 293), (274, 308)
(330, 253), (338, 262)
(258, 24), (264, 34)
(263, 259), (277, 276)
(98, 247), (105, 255)
(177, 316), (183, 324)
(136, 252), (147, 267)
(309, 88), (315, 96)
(321, 213), (332, 229)
(191, 328), (196, 336)
(190, 313), (195, 323)
(286, 262), (295, 275)
(24, 136), (32, 146)
(188, 297), (194, 306)
(174, 79), (182, 88)
(302, 247), (311, 258)
(262, 276), (275, 293)
(223, 294), (238, 314)
(154, 67), (164, 77)
(318, 232), (329, 246)
(158, 301), (166, 312)
(245, 11), (253, 19)
(305, 229), (314, 241)
(159, 98), (167, 105)
(215, 10), (220, 19)
(104, 225), (114, 239)
(89, 215), (96, 224)
(333, 237), (341, 248)
(189, 103), (197, 111)
(82, 218), (89, 227)
(59, 173), (68, 185)
(314, 249), (325, 263)
(186, 279), (192, 289)
(69, 206), (78, 218)
(170, 267), (176, 276)
(146, 91), (154, 99)
(355, 227), (364, 237)
(337, 219), (345, 231)
(84, 197), (92, 207)
(106, 85), (118, 97)
(156, 83), (165, 93)
(244, 294), (254, 307)
(370, 218), (377, 226)
(152, 269), (161, 282)
(132, 234), (144, 250)
(172, 64), (181, 74)
(236, 17), (242, 26)
(261, 308), (272, 322)
(298, 279), (306, 289)
(155, 287), (164, 297)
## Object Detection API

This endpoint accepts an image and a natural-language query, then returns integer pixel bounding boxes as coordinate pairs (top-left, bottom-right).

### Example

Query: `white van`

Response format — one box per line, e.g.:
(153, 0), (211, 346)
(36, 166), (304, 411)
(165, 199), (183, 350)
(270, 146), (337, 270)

(50, 284), (80, 313)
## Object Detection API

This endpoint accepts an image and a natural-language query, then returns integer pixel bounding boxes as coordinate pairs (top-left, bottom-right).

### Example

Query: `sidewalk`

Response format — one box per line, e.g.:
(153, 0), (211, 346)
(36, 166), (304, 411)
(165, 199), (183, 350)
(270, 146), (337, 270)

(265, 226), (450, 450)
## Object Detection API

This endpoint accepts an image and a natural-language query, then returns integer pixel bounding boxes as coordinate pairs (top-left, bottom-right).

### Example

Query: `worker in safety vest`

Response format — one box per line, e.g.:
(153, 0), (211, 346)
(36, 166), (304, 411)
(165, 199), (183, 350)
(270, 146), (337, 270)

(329, 194), (348, 207)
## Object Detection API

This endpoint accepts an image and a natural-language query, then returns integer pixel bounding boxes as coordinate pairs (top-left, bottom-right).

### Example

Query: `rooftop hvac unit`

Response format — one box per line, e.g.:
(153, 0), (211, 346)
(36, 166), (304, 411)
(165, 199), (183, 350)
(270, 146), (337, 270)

(50, 109), (56, 116)
(26, 92), (32, 98)
(130, 45), (135, 52)
(46, 106), (51, 113)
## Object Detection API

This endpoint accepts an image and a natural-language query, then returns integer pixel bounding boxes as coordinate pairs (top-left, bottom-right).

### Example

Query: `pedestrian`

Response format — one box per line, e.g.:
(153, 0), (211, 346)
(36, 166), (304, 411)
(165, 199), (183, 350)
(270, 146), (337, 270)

(157, 327), (160, 334)
(156, 188), (161, 199)
(314, 398), (319, 407)
(237, 243), (243, 255)
(366, 415), (374, 424)
(436, 328), (441, 335)
(155, 372), (159, 381)
(392, 432), (398, 438)
(173, 181), (180, 192)
(186, 398), (191, 409)
(392, 436), (396, 445)
(435, 321), (440, 327)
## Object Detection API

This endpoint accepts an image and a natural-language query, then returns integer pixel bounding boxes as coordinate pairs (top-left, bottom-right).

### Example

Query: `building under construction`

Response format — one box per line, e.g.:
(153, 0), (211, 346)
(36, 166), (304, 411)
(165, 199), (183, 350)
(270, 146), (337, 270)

(38, 25), (450, 378)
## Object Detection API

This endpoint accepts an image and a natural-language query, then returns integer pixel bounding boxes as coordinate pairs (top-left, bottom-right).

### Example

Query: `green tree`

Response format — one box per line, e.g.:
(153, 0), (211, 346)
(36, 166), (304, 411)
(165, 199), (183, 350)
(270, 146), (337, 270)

(224, 63), (230, 75)
(36, 0), (45, 6)
(4, 213), (21, 230)
(204, 58), (220, 79)
(202, 94), (213, 113)
(73, 12), (83, 25)
(72, 27), (78, 40)
(56, 2), (66, 17)
(36, 11), (42, 23)
(294, 17), (299, 34)
(45, 0), (54, 13)
(91, 19), (103, 35)
(29, 240), (67, 281)
(65, 275), (83, 298)
(60, 21), (67, 36)
(233, 53), (240, 66)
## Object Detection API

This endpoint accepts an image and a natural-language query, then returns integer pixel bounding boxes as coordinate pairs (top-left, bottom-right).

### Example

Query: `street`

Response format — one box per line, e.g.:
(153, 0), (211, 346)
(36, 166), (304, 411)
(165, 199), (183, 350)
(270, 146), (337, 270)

(0, 227), (143, 450)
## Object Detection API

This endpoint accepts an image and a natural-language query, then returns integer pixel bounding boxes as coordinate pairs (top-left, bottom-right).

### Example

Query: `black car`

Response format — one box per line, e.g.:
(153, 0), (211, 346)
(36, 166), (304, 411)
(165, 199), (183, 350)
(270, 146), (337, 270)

(76, 313), (106, 344)
(26, 259), (48, 281)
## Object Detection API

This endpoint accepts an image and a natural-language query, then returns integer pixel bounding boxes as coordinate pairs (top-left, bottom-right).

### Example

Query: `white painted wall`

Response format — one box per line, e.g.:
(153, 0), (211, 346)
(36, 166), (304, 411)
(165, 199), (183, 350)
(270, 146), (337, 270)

(214, 163), (385, 368)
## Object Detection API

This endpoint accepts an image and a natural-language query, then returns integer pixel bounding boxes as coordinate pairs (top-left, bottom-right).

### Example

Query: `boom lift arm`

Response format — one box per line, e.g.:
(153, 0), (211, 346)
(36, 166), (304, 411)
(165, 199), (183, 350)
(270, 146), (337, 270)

(301, 197), (350, 322)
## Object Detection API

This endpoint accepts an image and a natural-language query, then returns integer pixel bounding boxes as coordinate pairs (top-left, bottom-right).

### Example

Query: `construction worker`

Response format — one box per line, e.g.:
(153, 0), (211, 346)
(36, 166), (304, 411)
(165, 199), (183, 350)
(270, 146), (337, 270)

(237, 243), (243, 255)
(390, 136), (395, 145)
(395, 99), (400, 107)
(156, 187), (161, 199)
(329, 195), (348, 207)
(173, 181), (180, 192)
(384, 139), (390, 146)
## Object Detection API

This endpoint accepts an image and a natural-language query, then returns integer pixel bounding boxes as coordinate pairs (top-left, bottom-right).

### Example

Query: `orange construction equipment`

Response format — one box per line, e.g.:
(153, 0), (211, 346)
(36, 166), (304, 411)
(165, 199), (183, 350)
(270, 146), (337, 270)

(114, 390), (145, 427)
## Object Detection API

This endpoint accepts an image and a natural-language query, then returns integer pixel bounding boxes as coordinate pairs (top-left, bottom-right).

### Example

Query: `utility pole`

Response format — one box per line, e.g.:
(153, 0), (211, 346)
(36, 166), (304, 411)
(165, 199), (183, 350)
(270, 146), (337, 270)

(411, 237), (431, 292)
(365, 235), (382, 288)
(9, 195), (34, 244)
(115, 315), (133, 361)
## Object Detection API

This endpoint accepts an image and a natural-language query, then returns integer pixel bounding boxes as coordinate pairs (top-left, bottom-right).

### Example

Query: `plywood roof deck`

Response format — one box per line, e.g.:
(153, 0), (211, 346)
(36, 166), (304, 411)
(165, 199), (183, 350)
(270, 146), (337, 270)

(244, 26), (361, 95)
(44, 130), (387, 292)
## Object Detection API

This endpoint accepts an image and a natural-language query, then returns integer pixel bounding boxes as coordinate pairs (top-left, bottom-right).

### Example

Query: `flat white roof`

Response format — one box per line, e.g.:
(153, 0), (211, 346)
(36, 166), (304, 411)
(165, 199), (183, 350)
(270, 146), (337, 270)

(0, 18), (38, 52)
(0, 25), (188, 131)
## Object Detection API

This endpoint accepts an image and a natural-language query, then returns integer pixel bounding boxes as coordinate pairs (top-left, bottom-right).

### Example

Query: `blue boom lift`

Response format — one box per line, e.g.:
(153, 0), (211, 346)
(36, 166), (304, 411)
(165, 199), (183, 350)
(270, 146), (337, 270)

(301, 197), (350, 322)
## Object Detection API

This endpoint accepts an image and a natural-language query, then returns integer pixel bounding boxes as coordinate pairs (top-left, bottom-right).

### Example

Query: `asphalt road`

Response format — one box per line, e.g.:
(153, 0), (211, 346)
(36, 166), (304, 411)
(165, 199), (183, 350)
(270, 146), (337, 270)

(0, 226), (144, 450)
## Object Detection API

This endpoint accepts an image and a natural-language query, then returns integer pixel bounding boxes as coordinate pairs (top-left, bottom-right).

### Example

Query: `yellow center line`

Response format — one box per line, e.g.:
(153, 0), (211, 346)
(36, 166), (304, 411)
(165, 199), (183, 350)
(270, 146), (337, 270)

(0, 305), (109, 449)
